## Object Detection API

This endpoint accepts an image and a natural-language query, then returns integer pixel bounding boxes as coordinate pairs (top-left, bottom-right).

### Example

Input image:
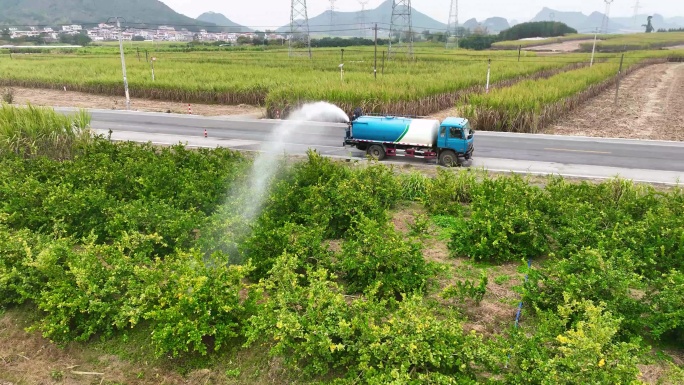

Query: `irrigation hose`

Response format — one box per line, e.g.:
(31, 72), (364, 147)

(504, 258), (533, 369)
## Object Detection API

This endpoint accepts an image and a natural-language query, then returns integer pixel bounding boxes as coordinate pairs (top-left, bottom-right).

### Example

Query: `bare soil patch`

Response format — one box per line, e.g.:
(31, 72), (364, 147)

(548, 63), (684, 141)
(7, 87), (266, 118)
(638, 361), (684, 385)
(460, 262), (523, 336)
(0, 309), (173, 385)
(525, 39), (597, 53)
(0, 308), (294, 385)
(391, 203), (426, 235)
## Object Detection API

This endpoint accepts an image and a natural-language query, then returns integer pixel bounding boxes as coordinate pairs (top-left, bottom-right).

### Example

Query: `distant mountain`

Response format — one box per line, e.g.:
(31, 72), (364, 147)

(196, 12), (251, 33)
(276, 0), (447, 38)
(531, 7), (589, 30)
(483, 17), (511, 33)
(461, 17), (510, 34)
(461, 19), (479, 31)
(530, 7), (684, 33)
(583, 11), (620, 32)
(612, 14), (684, 31)
(0, 0), (216, 31)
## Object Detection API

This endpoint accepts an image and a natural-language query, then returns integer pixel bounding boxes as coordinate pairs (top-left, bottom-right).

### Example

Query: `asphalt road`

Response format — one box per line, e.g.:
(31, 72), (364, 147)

(56, 108), (684, 185)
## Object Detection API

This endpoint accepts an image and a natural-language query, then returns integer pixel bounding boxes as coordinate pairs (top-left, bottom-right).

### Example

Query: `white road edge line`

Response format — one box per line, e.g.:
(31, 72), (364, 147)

(63, 107), (684, 147)
(97, 132), (683, 186)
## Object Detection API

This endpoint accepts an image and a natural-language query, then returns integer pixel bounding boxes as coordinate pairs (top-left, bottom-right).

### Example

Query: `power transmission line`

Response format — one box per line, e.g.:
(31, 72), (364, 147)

(329, 0), (336, 36)
(632, 0), (642, 30)
(445, 0), (459, 49)
(357, 0), (370, 38)
(388, 0), (414, 59)
(289, 0), (312, 58)
(601, 0), (615, 34)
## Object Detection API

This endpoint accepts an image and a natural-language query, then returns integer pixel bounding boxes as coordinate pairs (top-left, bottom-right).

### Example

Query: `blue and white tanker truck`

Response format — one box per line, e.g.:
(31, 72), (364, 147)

(344, 110), (474, 167)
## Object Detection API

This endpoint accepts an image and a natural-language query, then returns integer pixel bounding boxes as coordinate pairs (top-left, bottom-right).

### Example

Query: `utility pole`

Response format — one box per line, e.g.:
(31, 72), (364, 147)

(109, 17), (130, 110)
(590, 28), (598, 66)
(614, 53), (625, 105)
(374, 23), (378, 79)
(150, 57), (156, 81)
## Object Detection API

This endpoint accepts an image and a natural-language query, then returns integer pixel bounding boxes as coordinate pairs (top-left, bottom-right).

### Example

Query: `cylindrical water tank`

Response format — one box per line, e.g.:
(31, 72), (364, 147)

(351, 116), (439, 147)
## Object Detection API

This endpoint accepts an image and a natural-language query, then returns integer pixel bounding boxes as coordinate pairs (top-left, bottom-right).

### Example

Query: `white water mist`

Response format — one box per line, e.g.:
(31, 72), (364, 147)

(240, 101), (349, 221)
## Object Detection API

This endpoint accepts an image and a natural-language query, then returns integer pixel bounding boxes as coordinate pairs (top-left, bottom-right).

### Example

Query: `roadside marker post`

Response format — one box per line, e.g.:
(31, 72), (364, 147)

(486, 59), (492, 93)
(150, 57), (156, 81)
(590, 29), (598, 67)
(614, 53), (625, 106)
(188, 104), (192, 114)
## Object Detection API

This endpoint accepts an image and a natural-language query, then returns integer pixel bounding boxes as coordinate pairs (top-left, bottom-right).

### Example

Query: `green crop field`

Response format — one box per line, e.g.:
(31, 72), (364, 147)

(0, 46), (603, 117)
(464, 52), (682, 132)
(491, 33), (614, 50)
(489, 32), (684, 52)
(0, 104), (682, 384)
(1, 44), (682, 133)
(579, 32), (684, 52)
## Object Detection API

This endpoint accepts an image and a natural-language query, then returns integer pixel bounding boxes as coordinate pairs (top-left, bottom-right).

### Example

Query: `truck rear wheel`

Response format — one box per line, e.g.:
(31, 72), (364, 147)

(439, 151), (459, 167)
(367, 145), (386, 160)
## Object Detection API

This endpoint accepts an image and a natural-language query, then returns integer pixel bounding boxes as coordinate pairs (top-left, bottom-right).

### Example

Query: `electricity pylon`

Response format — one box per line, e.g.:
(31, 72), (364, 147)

(388, 0), (413, 59)
(289, 0), (312, 58)
(445, 0), (459, 49)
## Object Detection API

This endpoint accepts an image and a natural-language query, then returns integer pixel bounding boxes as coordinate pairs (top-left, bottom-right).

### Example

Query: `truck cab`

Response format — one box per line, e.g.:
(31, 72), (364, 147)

(437, 117), (474, 166)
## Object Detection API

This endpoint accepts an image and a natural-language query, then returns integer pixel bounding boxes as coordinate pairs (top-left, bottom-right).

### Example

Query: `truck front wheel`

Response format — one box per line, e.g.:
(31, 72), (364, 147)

(367, 145), (386, 160)
(439, 151), (459, 167)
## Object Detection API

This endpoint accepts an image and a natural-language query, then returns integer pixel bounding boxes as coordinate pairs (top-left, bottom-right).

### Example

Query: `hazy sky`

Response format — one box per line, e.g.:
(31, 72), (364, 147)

(161, 0), (683, 28)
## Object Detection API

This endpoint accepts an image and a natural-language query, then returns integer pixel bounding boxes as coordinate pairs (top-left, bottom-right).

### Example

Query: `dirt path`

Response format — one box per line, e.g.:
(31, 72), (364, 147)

(4, 87), (266, 118)
(548, 63), (684, 141)
(525, 39), (597, 53)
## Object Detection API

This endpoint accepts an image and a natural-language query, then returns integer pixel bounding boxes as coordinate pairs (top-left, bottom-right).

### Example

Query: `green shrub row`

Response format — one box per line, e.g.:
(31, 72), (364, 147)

(1, 131), (681, 382)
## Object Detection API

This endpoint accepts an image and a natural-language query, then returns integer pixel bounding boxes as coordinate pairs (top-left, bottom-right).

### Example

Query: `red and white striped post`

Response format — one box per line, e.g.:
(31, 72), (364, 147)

(188, 104), (192, 114)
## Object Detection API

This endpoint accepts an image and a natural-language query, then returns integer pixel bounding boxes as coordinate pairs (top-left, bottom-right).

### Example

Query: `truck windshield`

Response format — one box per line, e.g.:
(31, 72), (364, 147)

(463, 123), (471, 138)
